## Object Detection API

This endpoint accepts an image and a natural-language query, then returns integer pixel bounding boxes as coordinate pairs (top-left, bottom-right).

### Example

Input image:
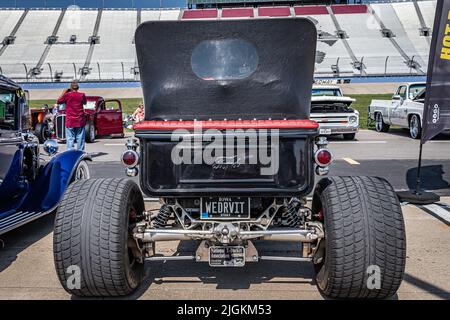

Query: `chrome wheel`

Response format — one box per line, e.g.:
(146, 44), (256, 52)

(375, 113), (383, 132)
(90, 124), (95, 142)
(409, 115), (421, 139)
(74, 160), (90, 180)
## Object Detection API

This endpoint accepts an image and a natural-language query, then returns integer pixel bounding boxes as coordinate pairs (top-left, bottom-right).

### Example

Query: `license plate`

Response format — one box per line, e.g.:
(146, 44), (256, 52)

(200, 197), (250, 219)
(209, 246), (245, 267)
(319, 128), (332, 135)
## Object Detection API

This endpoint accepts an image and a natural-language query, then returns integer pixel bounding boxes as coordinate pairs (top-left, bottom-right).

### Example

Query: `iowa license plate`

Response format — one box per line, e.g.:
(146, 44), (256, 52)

(209, 246), (245, 267)
(200, 197), (250, 219)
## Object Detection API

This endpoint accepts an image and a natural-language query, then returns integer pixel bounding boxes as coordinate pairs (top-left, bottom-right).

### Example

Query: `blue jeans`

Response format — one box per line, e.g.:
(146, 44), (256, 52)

(66, 126), (85, 151)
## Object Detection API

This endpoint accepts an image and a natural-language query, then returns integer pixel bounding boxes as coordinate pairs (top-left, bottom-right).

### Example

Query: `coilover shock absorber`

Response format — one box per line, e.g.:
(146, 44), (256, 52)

(281, 198), (303, 227)
(153, 204), (172, 228)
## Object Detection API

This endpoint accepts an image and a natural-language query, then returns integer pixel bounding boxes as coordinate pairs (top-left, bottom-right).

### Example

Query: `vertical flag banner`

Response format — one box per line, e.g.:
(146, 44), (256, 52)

(422, 0), (450, 143)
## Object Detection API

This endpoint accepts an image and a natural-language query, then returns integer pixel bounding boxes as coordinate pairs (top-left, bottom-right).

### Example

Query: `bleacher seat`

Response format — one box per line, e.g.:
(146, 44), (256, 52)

(182, 9), (217, 19)
(333, 5), (411, 75)
(294, 6), (328, 15)
(141, 9), (180, 22)
(57, 9), (98, 43)
(258, 7), (291, 17)
(88, 10), (137, 80)
(392, 1), (431, 66)
(295, 5), (354, 76)
(0, 10), (23, 43)
(222, 8), (254, 19)
(417, 0), (437, 28)
(371, 3), (427, 71)
(331, 4), (368, 14)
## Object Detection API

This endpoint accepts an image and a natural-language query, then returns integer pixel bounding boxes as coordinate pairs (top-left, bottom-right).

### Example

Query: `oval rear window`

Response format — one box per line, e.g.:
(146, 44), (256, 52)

(191, 39), (258, 81)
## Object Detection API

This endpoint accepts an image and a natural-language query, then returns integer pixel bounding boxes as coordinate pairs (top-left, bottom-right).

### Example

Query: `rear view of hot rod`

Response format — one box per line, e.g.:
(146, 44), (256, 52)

(53, 19), (406, 299)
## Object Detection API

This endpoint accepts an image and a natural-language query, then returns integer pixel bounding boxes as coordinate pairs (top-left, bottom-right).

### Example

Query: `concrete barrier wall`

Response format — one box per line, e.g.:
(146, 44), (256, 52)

(28, 87), (143, 100)
(27, 82), (402, 101)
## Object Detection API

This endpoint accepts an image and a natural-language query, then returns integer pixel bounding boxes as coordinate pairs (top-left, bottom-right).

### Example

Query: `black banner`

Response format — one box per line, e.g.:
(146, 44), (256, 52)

(422, 0), (450, 143)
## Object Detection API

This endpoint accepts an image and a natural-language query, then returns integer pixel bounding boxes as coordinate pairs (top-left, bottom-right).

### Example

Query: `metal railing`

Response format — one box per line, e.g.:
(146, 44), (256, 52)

(0, 61), (139, 82)
(0, 55), (427, 83)
(314, 55), (427, 77)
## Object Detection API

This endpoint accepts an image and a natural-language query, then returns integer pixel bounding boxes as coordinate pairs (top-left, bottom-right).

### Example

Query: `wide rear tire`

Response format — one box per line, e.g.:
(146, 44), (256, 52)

(312, 176), (406, 299)
(53, 178), (145, 297)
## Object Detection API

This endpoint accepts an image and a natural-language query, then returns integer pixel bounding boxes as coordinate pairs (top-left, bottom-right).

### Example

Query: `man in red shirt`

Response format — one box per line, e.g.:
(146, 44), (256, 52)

(57, 82), (87, 150)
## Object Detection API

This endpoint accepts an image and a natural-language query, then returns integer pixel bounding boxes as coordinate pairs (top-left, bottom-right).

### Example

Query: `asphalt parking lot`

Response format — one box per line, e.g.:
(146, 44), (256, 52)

(0, 129), (449, 299)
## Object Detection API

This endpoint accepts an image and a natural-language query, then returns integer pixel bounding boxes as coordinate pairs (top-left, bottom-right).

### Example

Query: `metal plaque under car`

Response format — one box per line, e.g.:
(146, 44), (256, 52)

(209, 246), (245, 267)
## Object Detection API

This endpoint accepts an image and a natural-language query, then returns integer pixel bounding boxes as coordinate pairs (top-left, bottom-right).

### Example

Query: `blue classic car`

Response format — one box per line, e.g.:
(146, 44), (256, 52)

(0, 75), (90, 235)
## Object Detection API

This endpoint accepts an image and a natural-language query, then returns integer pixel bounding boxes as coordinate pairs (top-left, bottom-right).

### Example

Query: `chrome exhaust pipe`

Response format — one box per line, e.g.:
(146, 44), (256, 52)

(135, 228), (319, 243)
(136, 229), (212, 242)
(241, 229), (319, 242)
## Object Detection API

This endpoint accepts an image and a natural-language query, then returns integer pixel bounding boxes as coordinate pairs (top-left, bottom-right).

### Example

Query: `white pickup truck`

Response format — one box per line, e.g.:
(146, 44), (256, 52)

(368, 82), (426, 139)
(310, 85), (359, 140)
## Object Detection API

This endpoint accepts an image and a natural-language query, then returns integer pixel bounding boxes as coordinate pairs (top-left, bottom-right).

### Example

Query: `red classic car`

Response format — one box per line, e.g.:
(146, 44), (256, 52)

(32, 96), (124, 143)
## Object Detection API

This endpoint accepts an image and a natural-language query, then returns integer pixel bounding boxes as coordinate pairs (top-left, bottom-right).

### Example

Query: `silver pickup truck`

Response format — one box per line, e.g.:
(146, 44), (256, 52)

(310, 85), (359, 140)
(368, 82), (426, 139)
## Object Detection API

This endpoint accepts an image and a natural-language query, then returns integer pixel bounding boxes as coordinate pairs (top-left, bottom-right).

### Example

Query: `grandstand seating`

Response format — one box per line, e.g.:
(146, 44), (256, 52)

(57, 9), (98, 43)
(0, 10), (23, 42)
(88, 10), (137, 80)
(182, 8), (217, 19)
(141, 8), (181, 21)
(392, 1), (431, 65)
(371, 2), (428, 71)
(258, 7), (291, 17)
(417, 0), (437, 27)
(221, 8), (254, 18)
(0, 1), (437, 82)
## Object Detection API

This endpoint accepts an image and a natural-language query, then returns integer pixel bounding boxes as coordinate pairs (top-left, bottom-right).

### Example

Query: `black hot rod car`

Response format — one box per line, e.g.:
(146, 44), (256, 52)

(53, 19), (406, 299)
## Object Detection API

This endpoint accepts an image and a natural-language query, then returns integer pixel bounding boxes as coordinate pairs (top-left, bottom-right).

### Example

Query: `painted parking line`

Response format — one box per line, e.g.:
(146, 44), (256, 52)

(420, 203), (450, 226)
(342, 158), (360, 165)
(330, 141), (387, 144)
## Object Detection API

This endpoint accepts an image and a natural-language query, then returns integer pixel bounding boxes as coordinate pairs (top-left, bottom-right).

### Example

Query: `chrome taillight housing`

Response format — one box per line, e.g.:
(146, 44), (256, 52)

(314, 136), (333, 175)
(121, 150), (139, 167)
(122, 138), (140, 177)
(315, 149), (333, 166)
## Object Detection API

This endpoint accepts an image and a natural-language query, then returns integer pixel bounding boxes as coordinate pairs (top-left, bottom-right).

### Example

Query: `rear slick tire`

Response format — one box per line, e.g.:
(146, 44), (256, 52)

(53, 178), (145, 297)
(312, 176), (406, 299)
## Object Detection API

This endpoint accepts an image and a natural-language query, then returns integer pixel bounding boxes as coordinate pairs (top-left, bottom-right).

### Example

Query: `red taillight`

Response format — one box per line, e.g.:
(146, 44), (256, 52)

(122, 150), (139, 167)
(315, 149), (332, 166)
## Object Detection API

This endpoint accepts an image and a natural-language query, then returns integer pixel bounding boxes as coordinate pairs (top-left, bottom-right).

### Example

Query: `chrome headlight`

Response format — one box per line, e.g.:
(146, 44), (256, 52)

(349, 115), (358, 124)
(43, 139), (59, 155)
